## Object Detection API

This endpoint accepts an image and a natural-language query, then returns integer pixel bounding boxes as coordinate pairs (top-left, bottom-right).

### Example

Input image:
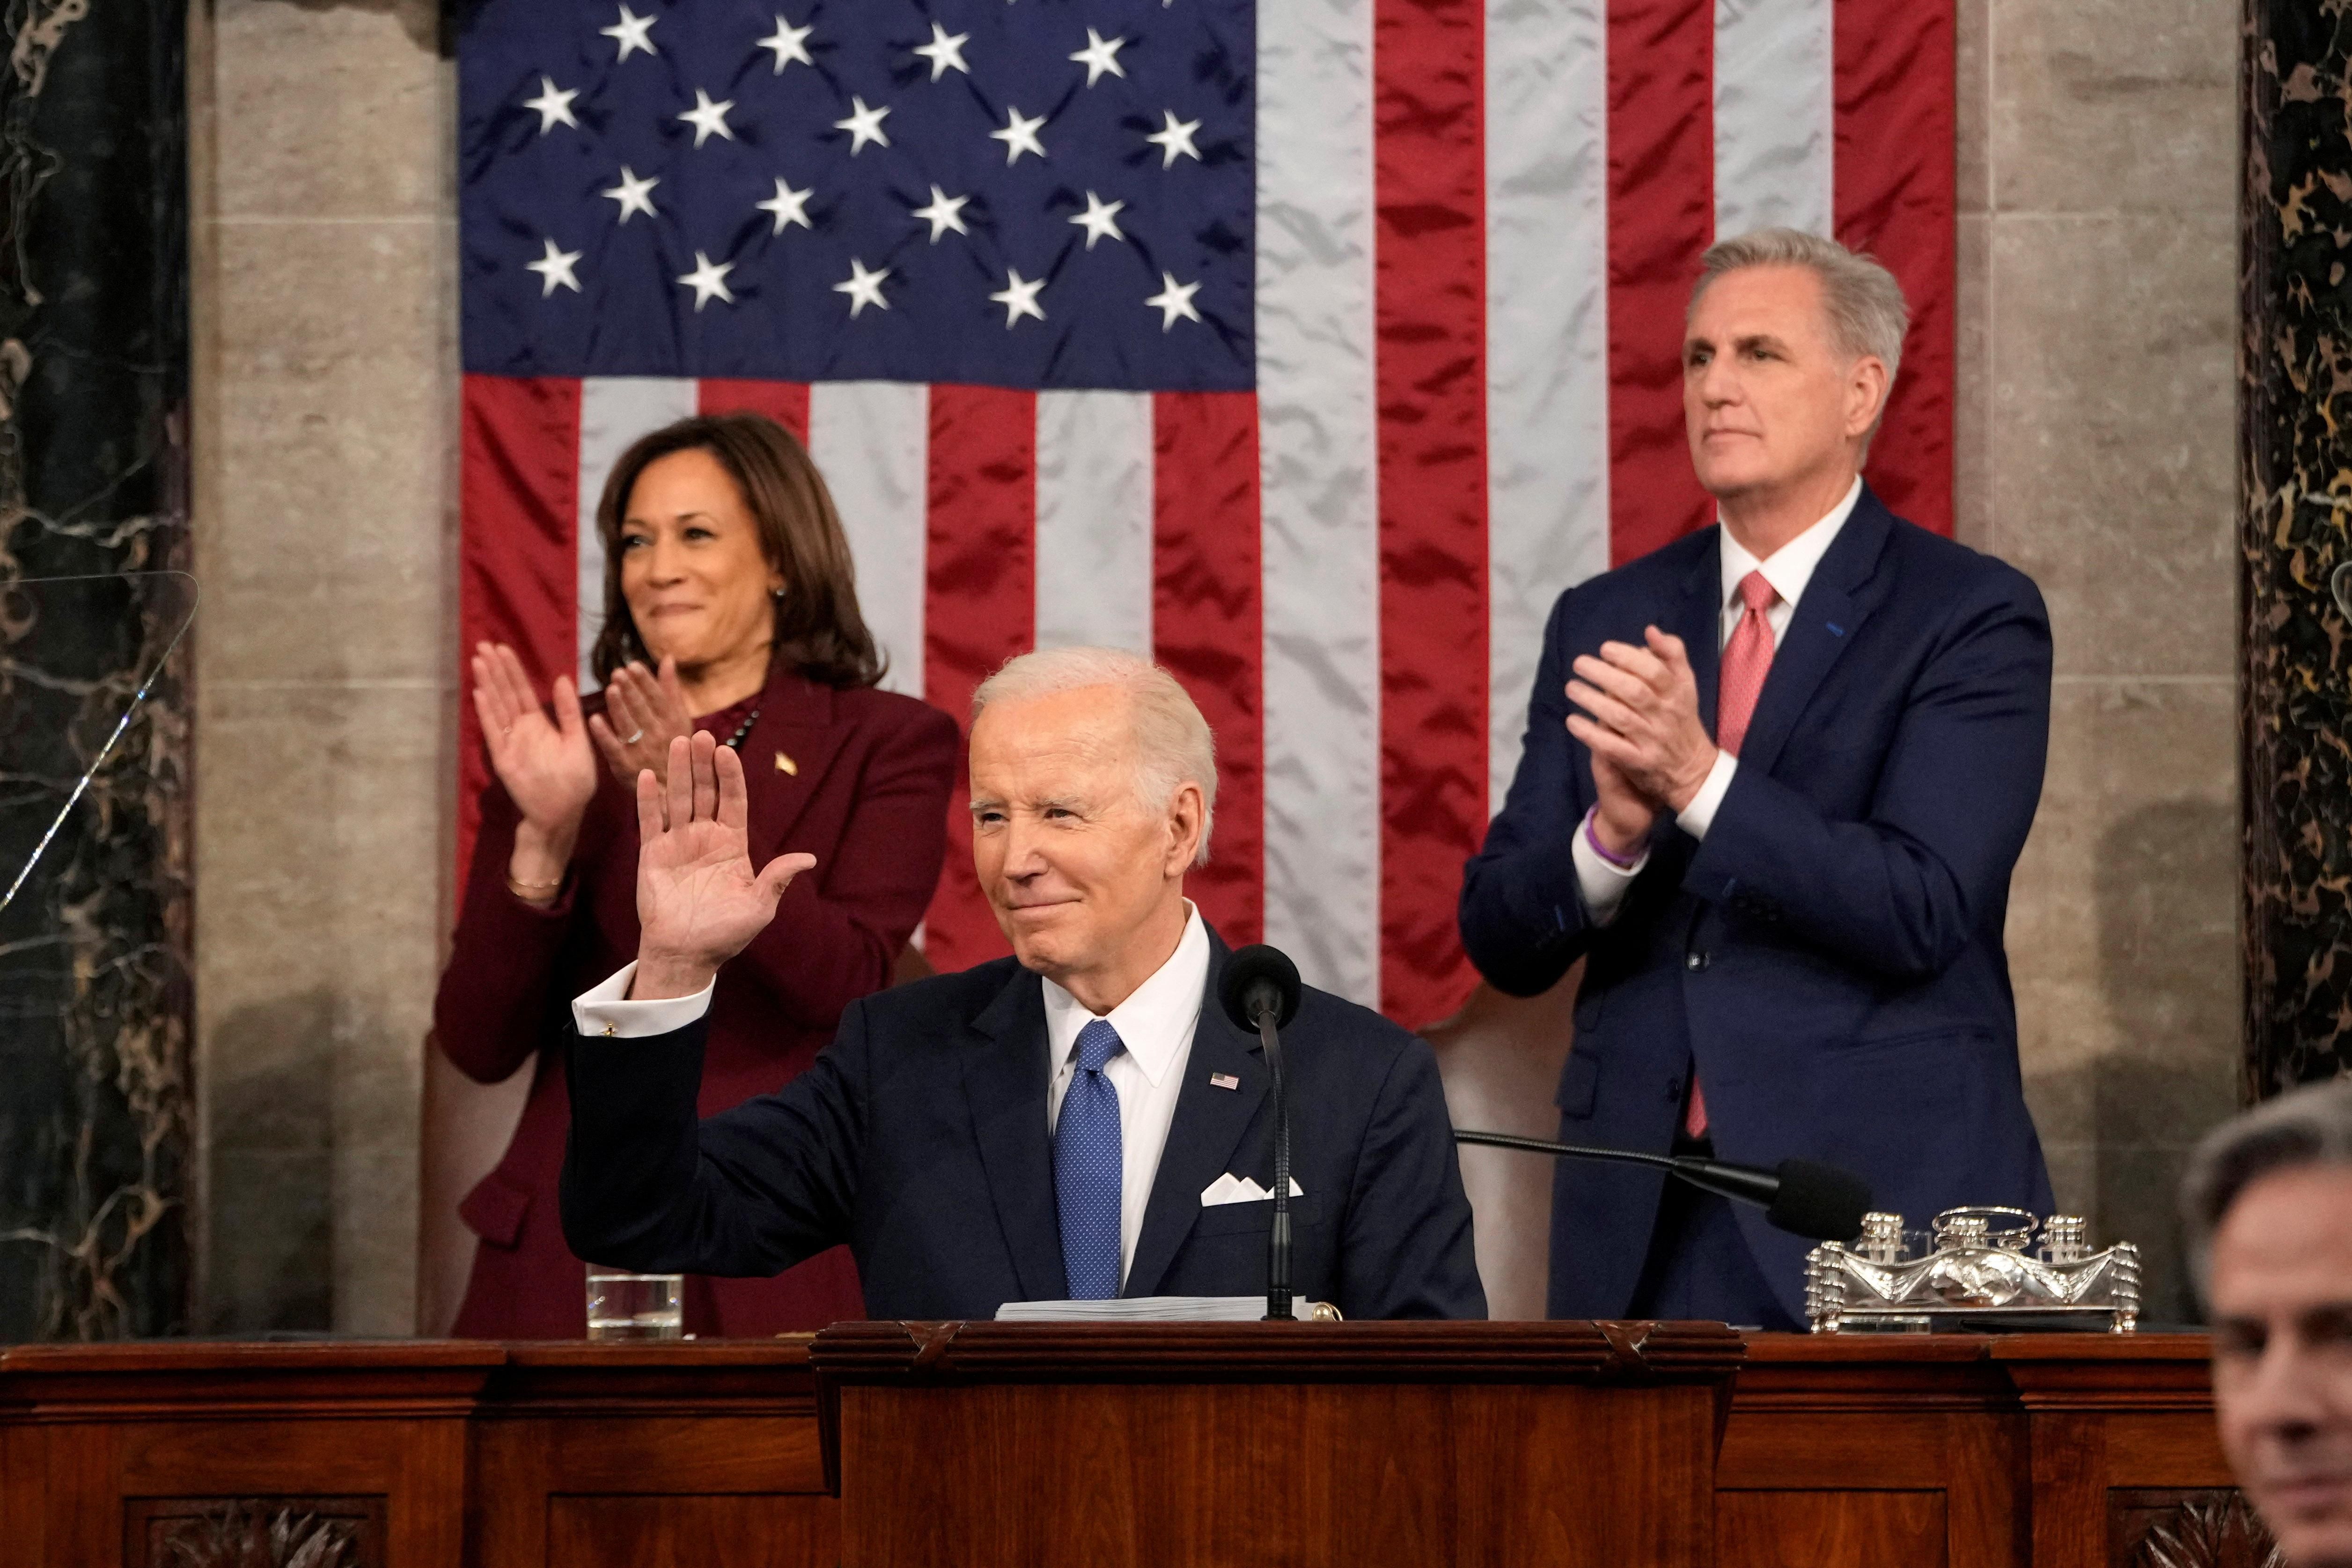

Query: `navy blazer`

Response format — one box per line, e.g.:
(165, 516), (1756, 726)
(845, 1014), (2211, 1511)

(1459, 486), (2055, 1324)
(560, 927), (1487, 1321)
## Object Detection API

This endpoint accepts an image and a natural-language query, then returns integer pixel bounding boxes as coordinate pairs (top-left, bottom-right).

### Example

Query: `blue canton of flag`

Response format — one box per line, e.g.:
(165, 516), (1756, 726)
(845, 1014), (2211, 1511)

(460, 0), (1255, 390)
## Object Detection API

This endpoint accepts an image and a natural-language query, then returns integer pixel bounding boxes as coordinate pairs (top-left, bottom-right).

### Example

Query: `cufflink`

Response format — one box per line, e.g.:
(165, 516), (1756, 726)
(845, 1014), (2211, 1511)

(600, 1023), (616, 1038)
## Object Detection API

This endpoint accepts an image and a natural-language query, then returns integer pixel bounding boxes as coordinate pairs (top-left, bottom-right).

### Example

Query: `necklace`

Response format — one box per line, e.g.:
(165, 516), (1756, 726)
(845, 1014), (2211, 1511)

(721, 706), (762, 750)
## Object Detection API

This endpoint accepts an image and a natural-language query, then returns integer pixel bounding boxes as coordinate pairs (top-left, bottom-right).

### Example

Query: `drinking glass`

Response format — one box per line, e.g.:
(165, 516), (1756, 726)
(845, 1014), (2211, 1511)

(584, 1268), (684, 1341)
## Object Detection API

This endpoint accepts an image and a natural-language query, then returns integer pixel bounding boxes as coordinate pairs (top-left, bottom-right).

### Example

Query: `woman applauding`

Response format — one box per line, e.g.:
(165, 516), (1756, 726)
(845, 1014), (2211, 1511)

(434, 412), (956, 1338)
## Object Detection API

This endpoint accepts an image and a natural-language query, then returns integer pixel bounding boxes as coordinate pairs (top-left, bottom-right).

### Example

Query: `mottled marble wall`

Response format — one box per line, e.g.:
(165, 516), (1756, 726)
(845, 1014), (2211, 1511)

(188, 0), (455, 1334)
(2242, 0), (2352, 1097)
(0, 0), (194, 1337)
(1958, 0), (2241, 1321)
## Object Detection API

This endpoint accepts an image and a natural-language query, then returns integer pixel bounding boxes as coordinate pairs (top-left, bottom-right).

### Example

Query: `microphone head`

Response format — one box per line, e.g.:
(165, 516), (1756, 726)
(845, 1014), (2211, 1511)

(1765, 1158), (1874, 1241)
(1219, 944), (1303, 1032)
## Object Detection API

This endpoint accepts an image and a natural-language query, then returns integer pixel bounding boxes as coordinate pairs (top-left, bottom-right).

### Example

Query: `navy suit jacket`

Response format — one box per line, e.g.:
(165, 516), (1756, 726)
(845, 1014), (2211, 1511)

(560, 928), (1487, 1322)
(1459, 486), (2054, 1324)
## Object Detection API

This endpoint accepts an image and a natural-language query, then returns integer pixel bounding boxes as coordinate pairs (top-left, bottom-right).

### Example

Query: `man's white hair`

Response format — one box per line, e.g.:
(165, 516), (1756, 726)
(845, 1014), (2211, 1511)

(1690, 227), (1910, 440)
(971, 645), (1218, 867)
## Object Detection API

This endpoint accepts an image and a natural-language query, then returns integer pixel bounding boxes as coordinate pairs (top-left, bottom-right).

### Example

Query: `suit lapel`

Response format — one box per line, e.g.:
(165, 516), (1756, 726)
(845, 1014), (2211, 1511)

(1673, 532), (1723, 743)
(1122, 938), (1269, 1299)
(739, 671), (851, 857)
(1734, 488), (1896, 779)
(962, 966), (1068, 1303)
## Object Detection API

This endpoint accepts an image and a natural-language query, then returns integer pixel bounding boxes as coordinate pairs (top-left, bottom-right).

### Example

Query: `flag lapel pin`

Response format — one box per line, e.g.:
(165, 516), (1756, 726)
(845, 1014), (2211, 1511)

(775, 751), (797, 775)
(1209, 1072), (1240, 1090)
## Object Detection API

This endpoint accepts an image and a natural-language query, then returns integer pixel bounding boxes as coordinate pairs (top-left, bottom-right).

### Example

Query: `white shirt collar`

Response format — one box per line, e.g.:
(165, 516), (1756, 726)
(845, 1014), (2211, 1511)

(1040, 902), (1210, 1089)
(1718, 476), (1863, 618)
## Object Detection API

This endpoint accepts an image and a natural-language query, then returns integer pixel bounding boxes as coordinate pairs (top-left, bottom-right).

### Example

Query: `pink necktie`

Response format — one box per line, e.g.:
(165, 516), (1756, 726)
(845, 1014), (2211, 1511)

(1686, 569), (1779, 1139)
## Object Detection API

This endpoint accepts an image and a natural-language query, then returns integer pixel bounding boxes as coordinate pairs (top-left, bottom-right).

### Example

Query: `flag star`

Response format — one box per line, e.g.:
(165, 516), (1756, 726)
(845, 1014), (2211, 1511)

(1145, 109), (1202, 169)
(756, 14), (812, 72)
(525, 237), (582, 297)
(1068, 190), (1125, 249)
(989, 267), (1047, 328)
(834, 257), (890, 317)
(1069, 28), (1128, 88)
(1144, 271), (1201, 331)
(676, 250), (736, 311)
(677, 88), (735, 148)
(757, 176), (815, 234)
(912, 20), (970, 81)
(522, 77), (578, 134)
(990, 106), (1047, 165)
(601, 165), (659, 223)
(600, 4), (657, 60)
(911, 184), (970, 243)
(834, 96), (891, 155)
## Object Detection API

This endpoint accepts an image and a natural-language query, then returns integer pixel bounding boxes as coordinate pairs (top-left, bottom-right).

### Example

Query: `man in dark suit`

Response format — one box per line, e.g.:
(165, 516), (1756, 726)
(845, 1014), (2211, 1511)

(561, 646), (1485, 1321)
(1460, 227), (2053, 1329)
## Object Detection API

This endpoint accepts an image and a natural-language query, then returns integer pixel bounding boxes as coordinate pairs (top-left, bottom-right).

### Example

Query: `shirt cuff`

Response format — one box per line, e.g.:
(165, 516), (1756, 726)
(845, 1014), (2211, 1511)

(572, 961), (715, 1039)
(1676, 751), (1738, 841)
(1571, 813), (1647, 927)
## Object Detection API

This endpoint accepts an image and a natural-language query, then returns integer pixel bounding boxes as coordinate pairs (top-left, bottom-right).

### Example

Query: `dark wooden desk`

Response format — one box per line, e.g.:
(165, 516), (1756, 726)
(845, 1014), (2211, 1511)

(0, 1329), (2251, 1567)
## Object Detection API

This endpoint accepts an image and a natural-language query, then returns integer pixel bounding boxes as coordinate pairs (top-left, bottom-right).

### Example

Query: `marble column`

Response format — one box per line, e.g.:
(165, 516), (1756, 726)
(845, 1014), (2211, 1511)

(0, 0), (193, 1337)
(2242, 0), (2352, 1094)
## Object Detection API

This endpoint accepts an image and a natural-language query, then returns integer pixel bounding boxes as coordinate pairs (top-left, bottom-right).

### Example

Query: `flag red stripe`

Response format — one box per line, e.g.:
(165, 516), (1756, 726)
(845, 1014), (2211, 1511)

(456, 374), (582, 884)
(1606, 0), (1715, 567)
(699, 378), (811, 445)
(1152, 390), (1265, 949)
(920, 384), (1036, 972)
(1374, 0), (1488, 1026)
(1834, 0), (1956, 536)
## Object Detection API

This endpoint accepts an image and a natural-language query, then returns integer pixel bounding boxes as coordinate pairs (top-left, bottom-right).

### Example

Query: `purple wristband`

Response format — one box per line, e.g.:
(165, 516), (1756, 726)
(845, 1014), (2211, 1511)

(1582, 806), (1642, 871)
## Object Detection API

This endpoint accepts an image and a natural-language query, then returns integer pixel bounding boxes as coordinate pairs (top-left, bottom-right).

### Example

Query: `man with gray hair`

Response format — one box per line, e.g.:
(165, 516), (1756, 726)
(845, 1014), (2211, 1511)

(1463, 228), (2053, 1327)
(557, 645), (1485, 1319)
(2181, 1081), (2352, 1567)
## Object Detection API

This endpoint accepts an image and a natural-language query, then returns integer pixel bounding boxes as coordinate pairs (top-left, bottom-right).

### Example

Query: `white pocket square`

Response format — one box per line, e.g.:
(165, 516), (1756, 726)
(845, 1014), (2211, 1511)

(1200, 1173), (1305, 1207)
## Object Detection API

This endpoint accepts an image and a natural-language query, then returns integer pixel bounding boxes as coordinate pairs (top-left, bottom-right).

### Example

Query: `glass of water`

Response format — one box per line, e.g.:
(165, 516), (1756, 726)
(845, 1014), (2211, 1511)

(584, 1267), (684, 1341)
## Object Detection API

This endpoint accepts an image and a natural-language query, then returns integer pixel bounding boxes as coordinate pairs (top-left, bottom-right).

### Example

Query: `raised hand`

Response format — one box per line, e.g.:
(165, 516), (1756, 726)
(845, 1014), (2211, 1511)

(630, 731), (816, 1001)
(588, 655), (695, 789)
(472, 642), (599, 883)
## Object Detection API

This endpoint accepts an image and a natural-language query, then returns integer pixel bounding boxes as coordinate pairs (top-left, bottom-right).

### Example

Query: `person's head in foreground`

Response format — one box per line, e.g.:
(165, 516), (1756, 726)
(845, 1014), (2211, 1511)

(967, 646), (1214, 1015)
(2182, 1079), (2352, 1567)
(1683, 227), (1906, 518)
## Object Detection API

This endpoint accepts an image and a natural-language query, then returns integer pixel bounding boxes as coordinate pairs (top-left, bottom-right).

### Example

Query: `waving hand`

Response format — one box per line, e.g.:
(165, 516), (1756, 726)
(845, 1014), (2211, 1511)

(630, 731), (816, 1001)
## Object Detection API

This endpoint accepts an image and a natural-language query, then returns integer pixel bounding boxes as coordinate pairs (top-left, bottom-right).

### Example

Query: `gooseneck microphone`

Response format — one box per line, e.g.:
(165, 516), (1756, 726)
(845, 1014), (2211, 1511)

(1218, 944), (1304, 1321)
(1453, 1128), (1874, 1242)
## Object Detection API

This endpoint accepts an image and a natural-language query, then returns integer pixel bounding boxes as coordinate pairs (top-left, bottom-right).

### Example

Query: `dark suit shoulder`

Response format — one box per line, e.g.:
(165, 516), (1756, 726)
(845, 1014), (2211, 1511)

(1288, 982), (1426, 1073)
(853, 955), (1029, 1036)
(1540, 526), (1718, 639)
(1875, 511), (2048, 623)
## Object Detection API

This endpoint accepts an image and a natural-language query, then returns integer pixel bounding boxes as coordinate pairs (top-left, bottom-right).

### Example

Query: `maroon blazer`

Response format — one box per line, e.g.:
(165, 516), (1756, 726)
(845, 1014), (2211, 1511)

(433, 665), (959, 1338)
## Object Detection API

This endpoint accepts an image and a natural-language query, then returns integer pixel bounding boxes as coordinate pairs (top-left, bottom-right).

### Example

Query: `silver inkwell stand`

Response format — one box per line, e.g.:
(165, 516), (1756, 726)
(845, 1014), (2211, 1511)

(1804, 1207), (2141, 1333)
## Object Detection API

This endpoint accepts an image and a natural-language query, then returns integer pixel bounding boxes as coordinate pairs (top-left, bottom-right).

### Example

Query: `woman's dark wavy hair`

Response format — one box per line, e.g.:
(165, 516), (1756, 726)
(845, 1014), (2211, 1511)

(588, 412), (885, 691)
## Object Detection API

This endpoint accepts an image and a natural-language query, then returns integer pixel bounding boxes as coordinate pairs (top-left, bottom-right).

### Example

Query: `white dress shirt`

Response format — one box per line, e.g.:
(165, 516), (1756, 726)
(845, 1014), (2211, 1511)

(571, 901), (1212, 1294)
(1571, 477), (1863, 925)
(1041, 903), (1208, 1291)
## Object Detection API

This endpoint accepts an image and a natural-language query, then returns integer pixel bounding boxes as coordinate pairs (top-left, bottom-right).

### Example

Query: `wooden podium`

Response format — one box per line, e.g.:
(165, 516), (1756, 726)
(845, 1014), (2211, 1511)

(810, 1319), (1746, 1567)
(0, 1327), (2243, 1567)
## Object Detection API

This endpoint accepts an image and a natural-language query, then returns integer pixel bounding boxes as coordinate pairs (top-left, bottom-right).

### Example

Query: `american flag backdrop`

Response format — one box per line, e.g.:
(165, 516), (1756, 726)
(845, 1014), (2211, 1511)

(456, 0), (1956, 1028)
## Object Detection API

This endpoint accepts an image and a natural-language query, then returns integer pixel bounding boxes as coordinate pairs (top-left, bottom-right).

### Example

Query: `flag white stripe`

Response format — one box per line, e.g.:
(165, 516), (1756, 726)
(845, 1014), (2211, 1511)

(1713, 0), (1835, 239)
(1485, 0), (1612, 816)
(575, 376), (699, 687)
(1033, 390), (1154, 657)
(808, 381), (931, 700)
(1256, 0), (1381, 1006)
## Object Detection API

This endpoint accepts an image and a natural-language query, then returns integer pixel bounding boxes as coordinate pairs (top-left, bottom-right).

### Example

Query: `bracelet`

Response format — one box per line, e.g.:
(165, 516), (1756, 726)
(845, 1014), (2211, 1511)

(1581, 806), (1642, 871)
(506, 872), (563, 899)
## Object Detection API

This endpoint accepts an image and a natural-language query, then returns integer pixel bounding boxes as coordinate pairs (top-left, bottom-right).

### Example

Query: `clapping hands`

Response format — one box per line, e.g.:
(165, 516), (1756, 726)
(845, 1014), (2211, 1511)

(588, 655), (695, 788)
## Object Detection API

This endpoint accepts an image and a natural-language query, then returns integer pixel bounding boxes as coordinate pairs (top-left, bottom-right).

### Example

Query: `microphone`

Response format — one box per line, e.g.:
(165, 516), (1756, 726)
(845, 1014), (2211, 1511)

(1218, 945), (1304, 1320)
(1452, 1129), (1873, 1242)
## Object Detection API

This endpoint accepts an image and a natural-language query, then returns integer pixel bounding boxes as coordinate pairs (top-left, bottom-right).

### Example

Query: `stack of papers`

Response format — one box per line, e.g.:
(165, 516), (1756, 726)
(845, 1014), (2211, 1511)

(995, 1296), (1330, 1323)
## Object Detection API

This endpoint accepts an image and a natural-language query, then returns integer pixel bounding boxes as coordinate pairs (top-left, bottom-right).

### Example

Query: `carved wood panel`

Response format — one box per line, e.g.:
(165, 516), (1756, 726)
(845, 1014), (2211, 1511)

(125, 1496), (385, 1568)
(2110, 1489), (2281, 1568)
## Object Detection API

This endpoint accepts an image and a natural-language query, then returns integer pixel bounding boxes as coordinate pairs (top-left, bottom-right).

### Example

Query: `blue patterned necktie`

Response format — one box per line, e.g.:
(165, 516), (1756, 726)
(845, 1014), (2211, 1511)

(1055, 1018), (1126, 1300)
